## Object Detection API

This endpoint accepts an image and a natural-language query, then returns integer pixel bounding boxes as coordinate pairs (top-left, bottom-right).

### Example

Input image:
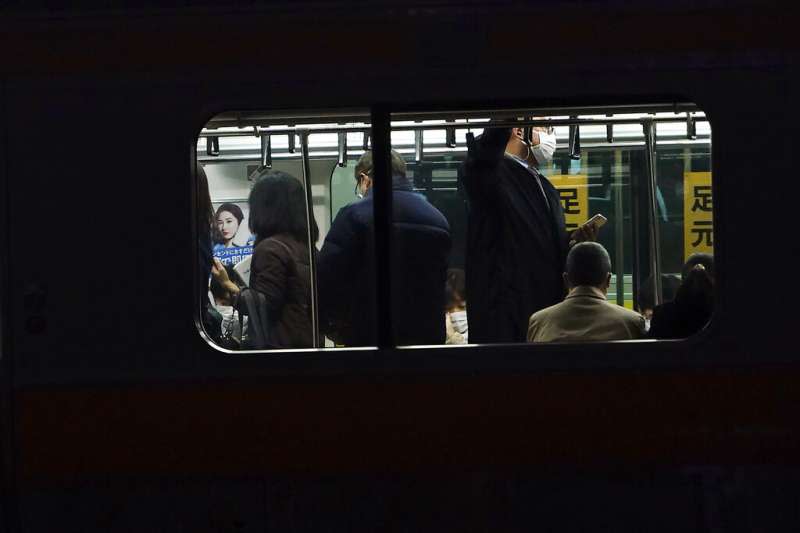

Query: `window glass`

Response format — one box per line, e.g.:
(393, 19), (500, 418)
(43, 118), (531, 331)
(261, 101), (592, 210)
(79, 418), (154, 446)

(197, 113), (375, 350)
(197, 107), (712, 352)
(386, 108), (713, 345)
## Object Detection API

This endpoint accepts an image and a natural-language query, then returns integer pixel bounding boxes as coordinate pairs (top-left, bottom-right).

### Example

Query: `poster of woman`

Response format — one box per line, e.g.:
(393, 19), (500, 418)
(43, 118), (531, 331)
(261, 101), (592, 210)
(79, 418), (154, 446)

(213, 202), (255, 266)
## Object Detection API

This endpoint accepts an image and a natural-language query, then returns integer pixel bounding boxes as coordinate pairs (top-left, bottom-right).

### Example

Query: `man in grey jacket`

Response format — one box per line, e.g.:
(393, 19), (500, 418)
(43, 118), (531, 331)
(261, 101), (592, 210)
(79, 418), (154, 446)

(527, 242), (645, 342)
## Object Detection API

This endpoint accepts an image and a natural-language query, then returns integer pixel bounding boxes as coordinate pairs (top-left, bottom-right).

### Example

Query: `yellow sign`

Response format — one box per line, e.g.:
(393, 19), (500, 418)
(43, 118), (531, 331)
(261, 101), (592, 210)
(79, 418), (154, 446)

(548, 174), (588, 232)
(683, 171), (713, 260)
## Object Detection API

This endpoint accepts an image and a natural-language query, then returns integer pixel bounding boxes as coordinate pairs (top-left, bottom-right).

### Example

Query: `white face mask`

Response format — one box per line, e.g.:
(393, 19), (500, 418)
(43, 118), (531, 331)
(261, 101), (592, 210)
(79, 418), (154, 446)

(530, 130), (557, 165)
(449, 310), (468, 334)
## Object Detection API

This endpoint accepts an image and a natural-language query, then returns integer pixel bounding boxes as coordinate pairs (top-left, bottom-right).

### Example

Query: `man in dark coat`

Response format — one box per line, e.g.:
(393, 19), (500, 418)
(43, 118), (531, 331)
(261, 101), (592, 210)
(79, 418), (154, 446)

(460, 125), (597, 343)
(318, 150), (451, 346)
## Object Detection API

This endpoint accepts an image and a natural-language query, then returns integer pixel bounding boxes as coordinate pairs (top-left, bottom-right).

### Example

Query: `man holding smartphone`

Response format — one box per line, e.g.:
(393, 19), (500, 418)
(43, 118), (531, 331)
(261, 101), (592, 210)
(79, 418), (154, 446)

(459, 124), (599, 343)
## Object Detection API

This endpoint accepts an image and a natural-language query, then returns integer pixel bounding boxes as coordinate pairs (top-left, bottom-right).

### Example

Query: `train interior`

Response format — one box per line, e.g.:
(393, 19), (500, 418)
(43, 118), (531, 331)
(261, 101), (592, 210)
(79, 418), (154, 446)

(199, 105), (712, 349)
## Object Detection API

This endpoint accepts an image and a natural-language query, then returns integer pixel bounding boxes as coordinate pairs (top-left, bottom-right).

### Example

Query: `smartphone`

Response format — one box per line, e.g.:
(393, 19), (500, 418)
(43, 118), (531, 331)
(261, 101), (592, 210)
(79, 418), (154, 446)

(584, 213), (607, 230)
(569, 214), (607, 246)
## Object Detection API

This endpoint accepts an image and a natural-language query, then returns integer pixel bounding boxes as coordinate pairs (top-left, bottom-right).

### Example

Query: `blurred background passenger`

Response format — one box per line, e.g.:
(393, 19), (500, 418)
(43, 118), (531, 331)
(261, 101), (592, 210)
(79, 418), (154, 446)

(317, 149), (451, 346)
(214, 202), (248, 249)
(527, 242), (645, 342)
(445, 268), (468, 344)
(637, 273), (681, 331)
(248, 170), (319, 348)
(197, 164), (223, 341)
(648, 253), (714, 339)
(210, 258), (246, 348)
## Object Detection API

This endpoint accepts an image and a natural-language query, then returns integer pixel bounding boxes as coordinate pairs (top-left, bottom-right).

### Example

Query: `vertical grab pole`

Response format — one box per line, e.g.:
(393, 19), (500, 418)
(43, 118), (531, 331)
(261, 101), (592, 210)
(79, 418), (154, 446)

(643, 119), (663, 306)
(371, 106), (393, 348)
(614, 148), (625, 307)
(299, 131), (321, 348)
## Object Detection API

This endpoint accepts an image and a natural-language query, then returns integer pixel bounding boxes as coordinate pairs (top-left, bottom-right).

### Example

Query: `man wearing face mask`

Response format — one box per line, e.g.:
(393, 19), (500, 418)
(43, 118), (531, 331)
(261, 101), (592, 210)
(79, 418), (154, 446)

(459, 124), (598, 343)
(317, 149), (451, 346)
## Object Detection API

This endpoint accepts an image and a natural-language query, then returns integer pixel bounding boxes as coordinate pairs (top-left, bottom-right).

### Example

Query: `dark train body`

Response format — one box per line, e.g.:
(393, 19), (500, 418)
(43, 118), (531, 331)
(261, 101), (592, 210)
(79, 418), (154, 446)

(1, 2), (798, 531)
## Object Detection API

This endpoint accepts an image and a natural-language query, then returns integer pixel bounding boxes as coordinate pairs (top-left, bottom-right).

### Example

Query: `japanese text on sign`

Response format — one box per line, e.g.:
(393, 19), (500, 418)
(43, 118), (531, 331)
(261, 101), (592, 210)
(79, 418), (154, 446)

(683, 172), (713, 260)
(548, 174), (588, 233)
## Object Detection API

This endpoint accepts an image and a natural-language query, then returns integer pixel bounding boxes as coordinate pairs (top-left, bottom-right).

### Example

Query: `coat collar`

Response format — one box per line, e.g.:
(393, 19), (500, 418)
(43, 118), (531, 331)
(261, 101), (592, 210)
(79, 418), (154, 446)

(364, 175), (413, 198)
(565, 285), (608, 301)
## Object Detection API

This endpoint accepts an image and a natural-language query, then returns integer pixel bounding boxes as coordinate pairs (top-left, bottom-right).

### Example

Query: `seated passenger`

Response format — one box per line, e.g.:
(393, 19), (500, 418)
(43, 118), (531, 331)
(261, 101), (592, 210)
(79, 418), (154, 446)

(637, 273), (681, 331)
(445, 268), (468, 344)
(248, 170), (319, 348)
(527, 242), (645, 342)
(648, 253), (714, 339)
(317, 149), (451, 346)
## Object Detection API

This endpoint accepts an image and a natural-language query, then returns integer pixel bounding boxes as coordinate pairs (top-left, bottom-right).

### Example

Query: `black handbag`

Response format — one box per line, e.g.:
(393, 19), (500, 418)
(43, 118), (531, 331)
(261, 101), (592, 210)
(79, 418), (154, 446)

(237, 288), (273, 350)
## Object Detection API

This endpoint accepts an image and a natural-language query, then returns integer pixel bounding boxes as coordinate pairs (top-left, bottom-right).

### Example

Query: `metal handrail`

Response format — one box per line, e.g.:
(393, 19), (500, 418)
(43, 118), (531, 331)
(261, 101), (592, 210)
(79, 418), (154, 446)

(642, 119), (664, 307)
(299, 133), (321, 348)
(198, 114), (709, 138)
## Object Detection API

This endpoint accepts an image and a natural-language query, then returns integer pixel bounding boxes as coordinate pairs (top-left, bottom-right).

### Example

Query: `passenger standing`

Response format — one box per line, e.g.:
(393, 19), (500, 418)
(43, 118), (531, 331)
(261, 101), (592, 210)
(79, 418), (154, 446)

(248, 170), (318, 348)
(648, 253), (714, 339)
(317, 150), (451, 346)
(460, 124), (598, 343)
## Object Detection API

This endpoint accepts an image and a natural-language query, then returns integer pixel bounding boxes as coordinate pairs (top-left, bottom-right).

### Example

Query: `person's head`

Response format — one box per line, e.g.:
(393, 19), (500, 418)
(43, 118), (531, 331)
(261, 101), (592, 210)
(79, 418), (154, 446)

(354, 149), (407, 197)
(638, 274), (682, 319)
(248, 169), (319, 244)
(499, 119), (557, 167)
(445, 268), (467, 312)
(676, 254), (715, 312)
(681, 253), (714, 281)
(564, 241), (612, 292)
(215, 203), (244, 245)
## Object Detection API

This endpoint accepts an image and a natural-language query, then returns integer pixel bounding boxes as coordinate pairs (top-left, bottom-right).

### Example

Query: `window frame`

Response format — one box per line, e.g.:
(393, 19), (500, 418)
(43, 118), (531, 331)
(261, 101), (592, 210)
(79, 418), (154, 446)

(194, 102), (719, 366)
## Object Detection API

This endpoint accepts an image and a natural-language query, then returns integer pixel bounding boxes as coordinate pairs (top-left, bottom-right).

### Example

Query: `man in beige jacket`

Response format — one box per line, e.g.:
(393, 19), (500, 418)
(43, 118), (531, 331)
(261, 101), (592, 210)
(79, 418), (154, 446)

(527, 242), (645, 342)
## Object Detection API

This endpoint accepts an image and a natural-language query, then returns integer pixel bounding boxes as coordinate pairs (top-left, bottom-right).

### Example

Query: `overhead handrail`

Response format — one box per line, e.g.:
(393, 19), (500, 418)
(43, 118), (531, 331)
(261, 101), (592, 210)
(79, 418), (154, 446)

(204, 103), (698, 129)
(198, 114), (709, 138)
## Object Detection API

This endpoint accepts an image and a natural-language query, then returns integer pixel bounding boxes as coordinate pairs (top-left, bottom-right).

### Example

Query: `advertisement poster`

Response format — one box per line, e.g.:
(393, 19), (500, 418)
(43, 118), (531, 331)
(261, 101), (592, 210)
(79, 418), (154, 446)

(212, 201), (255, 266)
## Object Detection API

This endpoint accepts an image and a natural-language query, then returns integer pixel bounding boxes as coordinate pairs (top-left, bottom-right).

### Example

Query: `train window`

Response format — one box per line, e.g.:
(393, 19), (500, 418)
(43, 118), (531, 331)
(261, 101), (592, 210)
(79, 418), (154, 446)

(387, 106), (713, 345)
(196, 111), (376, 351)
(196, 105), (713, 353)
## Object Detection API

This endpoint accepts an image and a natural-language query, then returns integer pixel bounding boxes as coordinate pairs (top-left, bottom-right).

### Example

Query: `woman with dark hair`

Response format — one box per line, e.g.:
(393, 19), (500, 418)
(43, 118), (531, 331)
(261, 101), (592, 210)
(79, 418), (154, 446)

(648, 253), (714, 339)
(248, 170), (319, 348)
(215, 202), (245, 248)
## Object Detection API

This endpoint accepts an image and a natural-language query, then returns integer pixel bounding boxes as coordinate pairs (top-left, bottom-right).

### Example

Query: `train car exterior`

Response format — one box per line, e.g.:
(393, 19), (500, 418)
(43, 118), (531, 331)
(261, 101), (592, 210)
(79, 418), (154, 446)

(1, 2), (799, 531)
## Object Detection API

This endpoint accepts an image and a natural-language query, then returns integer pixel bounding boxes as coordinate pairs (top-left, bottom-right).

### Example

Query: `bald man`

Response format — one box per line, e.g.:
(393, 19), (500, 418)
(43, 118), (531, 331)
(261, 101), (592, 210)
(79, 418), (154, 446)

(527, 242), (645, 342)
